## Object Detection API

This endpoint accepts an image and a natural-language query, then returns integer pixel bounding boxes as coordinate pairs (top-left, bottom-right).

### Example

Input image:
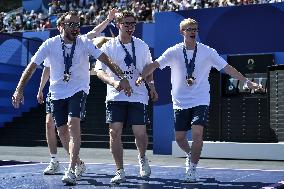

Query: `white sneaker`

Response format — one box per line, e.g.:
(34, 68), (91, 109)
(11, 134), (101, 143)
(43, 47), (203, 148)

(75, 160), (86, 180)
(138, 155), (151, 178)
(43, 161), (60, 175)
(110, 169), (126, 184)
(62, 168), (76, 185)
(184, 169), (197, 183)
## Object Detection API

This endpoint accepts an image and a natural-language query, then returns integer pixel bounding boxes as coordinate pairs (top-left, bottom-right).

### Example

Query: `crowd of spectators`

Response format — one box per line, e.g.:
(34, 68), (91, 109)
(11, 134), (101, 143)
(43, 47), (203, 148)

(0, 0), (283, 33)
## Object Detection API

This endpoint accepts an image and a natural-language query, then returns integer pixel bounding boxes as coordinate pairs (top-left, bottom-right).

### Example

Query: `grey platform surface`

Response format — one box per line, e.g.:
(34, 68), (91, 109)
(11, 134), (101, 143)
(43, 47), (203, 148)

(0, 146), (283, 189)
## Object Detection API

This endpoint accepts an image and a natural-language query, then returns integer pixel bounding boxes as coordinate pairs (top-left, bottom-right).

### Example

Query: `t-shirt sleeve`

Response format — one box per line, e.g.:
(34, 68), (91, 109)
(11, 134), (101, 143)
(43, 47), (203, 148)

(84, 36), (103, 59)
(156, 47), (174, 70)
(30, 40), (51, 65)
(43, 58), (50, 67)
(94, 43), (108, 72)
(210, 48), (228, 71)
(144, 44), (152, 65)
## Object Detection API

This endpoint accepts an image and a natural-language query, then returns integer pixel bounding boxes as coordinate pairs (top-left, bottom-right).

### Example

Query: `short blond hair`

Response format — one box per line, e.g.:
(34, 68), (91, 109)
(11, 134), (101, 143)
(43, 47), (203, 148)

(180, 18), (198, 30)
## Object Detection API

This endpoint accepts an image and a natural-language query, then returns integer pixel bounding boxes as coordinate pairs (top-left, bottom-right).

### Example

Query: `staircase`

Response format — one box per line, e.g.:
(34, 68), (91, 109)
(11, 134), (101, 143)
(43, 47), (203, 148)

(0, 75), (153, 149)
(0, 105), (46, 146)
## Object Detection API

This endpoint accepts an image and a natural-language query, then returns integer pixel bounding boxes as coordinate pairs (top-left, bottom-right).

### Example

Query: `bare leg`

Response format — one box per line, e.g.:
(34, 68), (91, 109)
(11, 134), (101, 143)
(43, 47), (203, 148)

(46, 113), (57, 156)
(175, 131), (191, 154)
(132, 125), (148, 157)
(68, 117), (81, 170)
(57, 124), (70, 153)
(109, 123), (124, 169)
(190, 125), (203, 164)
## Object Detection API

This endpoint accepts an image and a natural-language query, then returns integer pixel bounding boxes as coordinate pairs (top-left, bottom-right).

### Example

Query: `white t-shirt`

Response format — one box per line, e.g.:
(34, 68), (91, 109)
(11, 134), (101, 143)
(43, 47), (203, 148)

(156, 42), (227, 109)
(31, 35), (103, 100)
(95, 37), (152, 105)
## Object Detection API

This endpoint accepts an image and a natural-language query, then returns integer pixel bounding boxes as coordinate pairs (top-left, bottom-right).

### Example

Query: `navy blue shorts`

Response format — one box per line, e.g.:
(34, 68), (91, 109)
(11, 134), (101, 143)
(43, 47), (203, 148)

(174, 105), (209, 131)
(106, 101), (147, 126)
(46, 93), (51, 114)
(50, 91), (87, 127)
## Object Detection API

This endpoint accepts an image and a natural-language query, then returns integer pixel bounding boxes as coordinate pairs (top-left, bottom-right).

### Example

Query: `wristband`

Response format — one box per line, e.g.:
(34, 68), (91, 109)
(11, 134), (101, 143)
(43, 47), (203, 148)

(149, 81), (154, 84)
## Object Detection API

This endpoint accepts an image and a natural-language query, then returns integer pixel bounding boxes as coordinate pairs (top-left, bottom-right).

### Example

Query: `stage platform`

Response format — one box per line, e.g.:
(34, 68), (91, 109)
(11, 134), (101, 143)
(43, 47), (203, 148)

(0, 162), (284, 189)
(0, 146), (283, 189)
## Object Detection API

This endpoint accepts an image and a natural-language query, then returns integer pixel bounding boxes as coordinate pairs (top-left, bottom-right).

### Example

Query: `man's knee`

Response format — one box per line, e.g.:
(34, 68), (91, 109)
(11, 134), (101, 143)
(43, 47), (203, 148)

(175, 131), (187, 143)
(46, 121), (55, 129)
(68, 117), (80, 127)
(176, 135), (186, 144)
(46, 114), (54, 129)
(57, 126), (68, 138)
(192, 126), (203, 142)
(109, 128), (122, 141)
(135, 131), (147, 142)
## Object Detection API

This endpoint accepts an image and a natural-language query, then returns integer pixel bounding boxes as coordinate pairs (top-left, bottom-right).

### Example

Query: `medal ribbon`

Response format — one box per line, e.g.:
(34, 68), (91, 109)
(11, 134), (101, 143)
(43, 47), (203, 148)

(119, 37), (136, 69)
(60, 37), (76, 81)
(183, 43), (197, 79)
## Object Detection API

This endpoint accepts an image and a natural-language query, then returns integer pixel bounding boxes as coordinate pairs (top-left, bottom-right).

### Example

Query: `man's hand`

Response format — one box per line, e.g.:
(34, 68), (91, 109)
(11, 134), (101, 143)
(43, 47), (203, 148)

(37, 91), (44, 104)
(135, 76), (144, 86)
(247, 80), (264, 92)
(108, 8), (118, 21)
(149, 88), (158, 102)
(119, 78), (133, 97)
(12, 89), (24, 108)
(113, 80), (122, 92)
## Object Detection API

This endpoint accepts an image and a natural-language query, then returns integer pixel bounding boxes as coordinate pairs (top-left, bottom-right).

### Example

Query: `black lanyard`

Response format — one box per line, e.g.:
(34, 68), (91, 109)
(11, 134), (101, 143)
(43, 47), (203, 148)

(60, 37), (76, 77)
(183, 43), (197, 79)
(119, 37), (136, 69)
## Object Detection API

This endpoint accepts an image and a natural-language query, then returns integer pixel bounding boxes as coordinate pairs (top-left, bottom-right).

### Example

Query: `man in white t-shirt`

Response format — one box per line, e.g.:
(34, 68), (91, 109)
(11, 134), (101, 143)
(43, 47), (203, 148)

(95, 10), (158, 184)
(36, 8), (118, 177)
(136, 18), (261, 182)
(12, 11), (131, 186)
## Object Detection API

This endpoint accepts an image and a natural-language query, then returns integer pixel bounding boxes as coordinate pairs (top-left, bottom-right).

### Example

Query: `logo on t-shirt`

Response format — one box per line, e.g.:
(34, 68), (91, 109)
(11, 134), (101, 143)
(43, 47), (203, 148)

(123, 69), (134, 80)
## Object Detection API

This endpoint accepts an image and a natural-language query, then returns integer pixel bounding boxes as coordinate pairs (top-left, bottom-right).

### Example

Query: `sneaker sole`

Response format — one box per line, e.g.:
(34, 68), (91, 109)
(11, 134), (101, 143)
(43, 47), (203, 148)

(75, 167), (86, 180)
(62, 179), (76, 185)
(183, 179), (197, 183)
(140, 174), (150, 178)
(110, 178), (126, 184)
(43, 167), (60, 175)
(43, 172), (56, 175)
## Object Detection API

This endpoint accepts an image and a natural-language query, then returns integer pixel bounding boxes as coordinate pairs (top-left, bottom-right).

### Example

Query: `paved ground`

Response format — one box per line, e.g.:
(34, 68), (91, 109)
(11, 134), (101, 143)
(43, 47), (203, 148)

(0, 146), (283, 189)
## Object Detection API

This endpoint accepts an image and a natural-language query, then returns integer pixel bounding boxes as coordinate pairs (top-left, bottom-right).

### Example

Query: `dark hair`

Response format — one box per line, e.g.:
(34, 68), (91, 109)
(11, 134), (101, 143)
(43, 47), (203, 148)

(115, 10), (137, 23)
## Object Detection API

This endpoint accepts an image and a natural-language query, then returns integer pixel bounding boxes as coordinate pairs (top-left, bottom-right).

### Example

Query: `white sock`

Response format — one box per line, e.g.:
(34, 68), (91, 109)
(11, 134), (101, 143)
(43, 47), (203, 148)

(190, 162), (197, 171)
(186, 152), (191, 159)
(50, 154), (57, 162)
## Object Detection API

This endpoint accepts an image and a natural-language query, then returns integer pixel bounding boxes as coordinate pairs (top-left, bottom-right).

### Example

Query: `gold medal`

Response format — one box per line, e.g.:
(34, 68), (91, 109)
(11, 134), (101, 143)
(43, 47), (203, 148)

(186, 77), (195, 86)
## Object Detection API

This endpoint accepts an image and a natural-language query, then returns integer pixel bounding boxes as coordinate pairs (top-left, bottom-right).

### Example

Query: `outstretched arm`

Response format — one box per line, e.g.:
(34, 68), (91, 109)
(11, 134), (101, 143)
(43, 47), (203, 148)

(37, 67), (50, 104)
(223, 64), (261, 90)
(12, 62), (37, 108)
(86, 8), (117, 40)
(145, 74), (158, 102)
(136, 61), (160, 86)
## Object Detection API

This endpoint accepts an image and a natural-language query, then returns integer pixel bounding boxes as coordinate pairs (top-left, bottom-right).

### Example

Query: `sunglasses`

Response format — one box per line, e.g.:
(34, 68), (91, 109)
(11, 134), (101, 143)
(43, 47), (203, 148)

(182, 28), (198, 32)
(121, 22), (137, 27)
(64, 22), (80, 29)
